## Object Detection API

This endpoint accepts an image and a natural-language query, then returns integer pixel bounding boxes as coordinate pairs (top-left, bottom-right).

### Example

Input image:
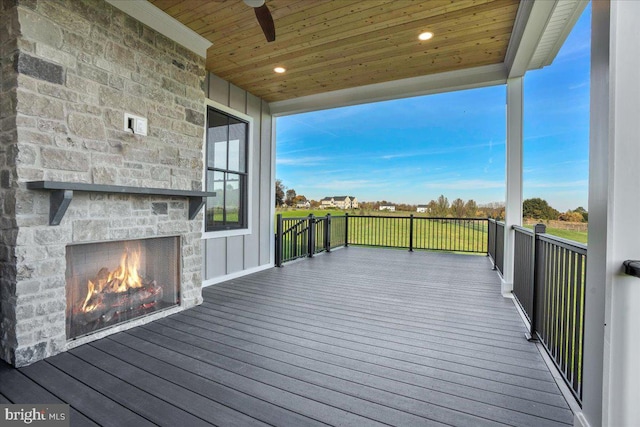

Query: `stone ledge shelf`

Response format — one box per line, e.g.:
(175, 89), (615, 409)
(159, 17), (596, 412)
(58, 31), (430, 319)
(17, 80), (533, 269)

(26, 181), (216, 225)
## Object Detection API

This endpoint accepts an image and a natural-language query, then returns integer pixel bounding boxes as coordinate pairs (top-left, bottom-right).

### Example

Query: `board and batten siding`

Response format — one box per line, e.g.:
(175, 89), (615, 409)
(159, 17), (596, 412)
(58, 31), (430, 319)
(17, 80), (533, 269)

(202, 73), (275, 284)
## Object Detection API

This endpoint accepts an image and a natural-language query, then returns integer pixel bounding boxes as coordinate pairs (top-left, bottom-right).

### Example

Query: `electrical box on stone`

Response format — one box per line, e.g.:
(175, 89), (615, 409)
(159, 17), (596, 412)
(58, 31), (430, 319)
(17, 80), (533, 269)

(124, 113), (148, 136)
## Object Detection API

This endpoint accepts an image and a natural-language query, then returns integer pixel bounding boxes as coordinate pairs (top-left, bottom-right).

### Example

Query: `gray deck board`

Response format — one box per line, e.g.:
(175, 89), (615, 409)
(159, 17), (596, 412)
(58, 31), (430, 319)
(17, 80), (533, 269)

(0, 248), (573, 426)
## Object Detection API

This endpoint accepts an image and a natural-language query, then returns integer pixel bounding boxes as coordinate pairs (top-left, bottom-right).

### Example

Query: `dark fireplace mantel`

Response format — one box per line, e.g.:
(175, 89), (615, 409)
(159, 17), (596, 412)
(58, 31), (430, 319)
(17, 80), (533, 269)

(26, 181), (216, 225)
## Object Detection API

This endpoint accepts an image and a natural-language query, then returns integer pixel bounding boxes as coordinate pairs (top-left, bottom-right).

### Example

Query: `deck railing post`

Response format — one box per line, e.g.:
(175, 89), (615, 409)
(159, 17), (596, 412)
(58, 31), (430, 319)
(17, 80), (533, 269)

(344, 213), (349, 247)
(409, 214), (414, 252)
(308, 214), (315, 257)
(276, 214), (283, 267)
(325, 214), (331, 252)
(492, 219), (498, 270)
(527, 223), (546, 341)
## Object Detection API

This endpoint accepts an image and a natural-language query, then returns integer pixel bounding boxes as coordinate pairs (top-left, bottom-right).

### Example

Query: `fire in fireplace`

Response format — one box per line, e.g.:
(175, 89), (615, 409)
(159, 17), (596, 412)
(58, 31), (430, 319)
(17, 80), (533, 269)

(66, 237), (180, 340)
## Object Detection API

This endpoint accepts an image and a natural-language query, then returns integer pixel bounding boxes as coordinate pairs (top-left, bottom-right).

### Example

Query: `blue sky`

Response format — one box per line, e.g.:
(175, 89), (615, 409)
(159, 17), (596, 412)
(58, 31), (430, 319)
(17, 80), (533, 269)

(276, 4), (590, 212)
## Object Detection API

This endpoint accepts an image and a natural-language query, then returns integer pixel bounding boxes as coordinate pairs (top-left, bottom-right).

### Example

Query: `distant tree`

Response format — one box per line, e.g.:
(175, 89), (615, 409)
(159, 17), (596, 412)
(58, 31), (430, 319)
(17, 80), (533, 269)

(294, 195), (307, 203)
(310, 199), (320, 208)
(285, 189), (297, 206)
(397, 203), (415, 212)
(451, 198), (465, 217)
(559, 210), (584, 222)
(523, 198), (560, 220)
(426, 200), (439, 217)
(464, 199), (478, 218)
(435, 195), (450, 217)
(573, 206), (588, 222)
(275, 180), (285, 206)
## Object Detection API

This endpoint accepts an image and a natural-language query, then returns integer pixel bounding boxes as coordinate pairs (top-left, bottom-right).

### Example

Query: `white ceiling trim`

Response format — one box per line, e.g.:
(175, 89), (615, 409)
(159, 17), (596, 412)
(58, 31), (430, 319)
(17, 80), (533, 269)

(505, 0), (557, 78)
(529, 0), (588, 69)
(105, 0), (212, 57)
(505, 0), (588, 78)
(269, 63), (508, 117)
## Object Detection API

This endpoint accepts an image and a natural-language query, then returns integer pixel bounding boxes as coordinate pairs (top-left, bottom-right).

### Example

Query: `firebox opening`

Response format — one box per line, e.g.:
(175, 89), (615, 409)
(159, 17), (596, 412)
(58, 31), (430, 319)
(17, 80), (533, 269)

(65, 236), (180, 340)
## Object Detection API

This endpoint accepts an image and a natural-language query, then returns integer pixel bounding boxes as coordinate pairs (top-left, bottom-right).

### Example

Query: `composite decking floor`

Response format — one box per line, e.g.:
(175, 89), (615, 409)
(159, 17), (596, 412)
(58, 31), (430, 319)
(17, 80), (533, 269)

(0, 248), (573, 427)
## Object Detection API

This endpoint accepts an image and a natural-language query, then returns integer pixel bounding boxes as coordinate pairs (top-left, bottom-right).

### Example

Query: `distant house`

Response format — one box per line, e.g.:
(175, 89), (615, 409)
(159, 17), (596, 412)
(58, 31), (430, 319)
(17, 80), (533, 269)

(321, 196), (358, 209)
(379, 205), (396, 212)
(320, 197), (335, 209)
(416, 205), (429, 213)
(296, 201), (311, 209)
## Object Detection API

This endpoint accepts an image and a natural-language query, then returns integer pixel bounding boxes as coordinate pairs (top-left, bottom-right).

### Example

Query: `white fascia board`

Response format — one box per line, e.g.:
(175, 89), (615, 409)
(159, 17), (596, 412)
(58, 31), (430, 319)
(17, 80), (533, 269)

(105, 0), (212, 57)
(505, 0), (557, 78)
(269, 63), (508, 117)
(530, 0), (588, 69)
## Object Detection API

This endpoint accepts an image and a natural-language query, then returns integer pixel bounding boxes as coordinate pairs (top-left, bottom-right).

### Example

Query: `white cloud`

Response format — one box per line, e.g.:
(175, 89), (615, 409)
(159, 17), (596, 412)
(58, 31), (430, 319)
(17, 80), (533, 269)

(276, 156), (329, 166)
(526, 180), (588, 189)
(378, 141), (504, 160)
(303, 179), (384, 190)
(423, 179), (505, 190)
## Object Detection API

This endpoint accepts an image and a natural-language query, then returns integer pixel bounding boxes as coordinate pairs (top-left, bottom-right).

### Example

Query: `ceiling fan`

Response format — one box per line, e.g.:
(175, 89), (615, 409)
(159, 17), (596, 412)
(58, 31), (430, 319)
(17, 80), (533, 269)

(243, 0), (276, 42)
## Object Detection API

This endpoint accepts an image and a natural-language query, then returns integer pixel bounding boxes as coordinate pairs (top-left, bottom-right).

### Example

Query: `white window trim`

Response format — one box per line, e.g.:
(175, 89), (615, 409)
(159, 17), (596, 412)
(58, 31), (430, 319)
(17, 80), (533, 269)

(201, 98), (253, 239)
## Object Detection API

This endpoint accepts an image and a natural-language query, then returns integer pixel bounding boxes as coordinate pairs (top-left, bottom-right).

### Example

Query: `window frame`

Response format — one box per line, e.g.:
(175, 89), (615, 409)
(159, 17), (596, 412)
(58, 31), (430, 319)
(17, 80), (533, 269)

(202, 99), (253, 238)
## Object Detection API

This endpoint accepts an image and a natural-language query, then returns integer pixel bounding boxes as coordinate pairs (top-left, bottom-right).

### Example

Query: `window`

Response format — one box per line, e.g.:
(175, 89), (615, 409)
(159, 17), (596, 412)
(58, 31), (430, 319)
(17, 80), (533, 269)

(206, 106), (248, 231)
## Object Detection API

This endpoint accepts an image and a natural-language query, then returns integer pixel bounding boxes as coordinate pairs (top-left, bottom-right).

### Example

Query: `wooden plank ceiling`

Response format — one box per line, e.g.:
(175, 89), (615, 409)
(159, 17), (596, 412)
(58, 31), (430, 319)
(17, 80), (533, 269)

(149, 0), (520, 103)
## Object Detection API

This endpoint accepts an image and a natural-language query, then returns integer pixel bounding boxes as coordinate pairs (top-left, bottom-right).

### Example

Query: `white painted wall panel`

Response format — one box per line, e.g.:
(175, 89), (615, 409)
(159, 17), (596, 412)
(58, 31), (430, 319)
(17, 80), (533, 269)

(229, 84), (247, 113)
(208, 74), (229, 105)
(244, 93), (262, 270)
(226, 236), (245, 274)
(205, 238), (227, 277)
(203, 73), (274, 283)
(259, 100), (274, 266)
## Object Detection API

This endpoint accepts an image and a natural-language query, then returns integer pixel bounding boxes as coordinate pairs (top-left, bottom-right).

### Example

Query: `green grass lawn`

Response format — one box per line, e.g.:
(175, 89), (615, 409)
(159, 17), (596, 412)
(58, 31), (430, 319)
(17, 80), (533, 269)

(524, 225), (588, 244)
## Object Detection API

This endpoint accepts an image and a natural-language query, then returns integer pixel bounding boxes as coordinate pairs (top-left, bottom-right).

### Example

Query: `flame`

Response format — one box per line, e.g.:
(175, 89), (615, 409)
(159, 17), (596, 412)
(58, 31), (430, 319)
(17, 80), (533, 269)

(82, 280), (98, 312)
(81, 245), (144, 313)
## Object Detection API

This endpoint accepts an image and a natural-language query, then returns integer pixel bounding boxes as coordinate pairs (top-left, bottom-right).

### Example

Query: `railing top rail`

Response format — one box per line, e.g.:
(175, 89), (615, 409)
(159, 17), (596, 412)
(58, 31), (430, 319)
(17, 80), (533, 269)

(512, 225), (535, 236)
(538, 232), (588, 254)
(347, 215), (489, 220)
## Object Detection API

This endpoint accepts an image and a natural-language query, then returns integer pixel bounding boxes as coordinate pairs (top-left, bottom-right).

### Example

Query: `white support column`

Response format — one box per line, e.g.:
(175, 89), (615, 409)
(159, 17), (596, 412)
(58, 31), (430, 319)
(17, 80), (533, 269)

(503, 77), (524, 295)
(581, 1), (640, 426)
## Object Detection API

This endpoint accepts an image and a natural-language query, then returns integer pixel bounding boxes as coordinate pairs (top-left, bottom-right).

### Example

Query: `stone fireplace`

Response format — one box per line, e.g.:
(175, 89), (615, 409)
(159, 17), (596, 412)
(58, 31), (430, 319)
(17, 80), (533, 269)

(65, 236), (180, 340)
(0, 0), (208, 366)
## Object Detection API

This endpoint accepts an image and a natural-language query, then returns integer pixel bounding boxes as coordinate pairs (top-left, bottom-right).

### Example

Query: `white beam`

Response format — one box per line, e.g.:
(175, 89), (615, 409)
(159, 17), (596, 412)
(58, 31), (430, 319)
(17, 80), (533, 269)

(105, 0), (212, 57)
(502, 77), (524, 295)
(581, 1), (608, 424)
(585, 1), (640, 426)
(505, 0), (556, 78)
(269, 64), (507, 117)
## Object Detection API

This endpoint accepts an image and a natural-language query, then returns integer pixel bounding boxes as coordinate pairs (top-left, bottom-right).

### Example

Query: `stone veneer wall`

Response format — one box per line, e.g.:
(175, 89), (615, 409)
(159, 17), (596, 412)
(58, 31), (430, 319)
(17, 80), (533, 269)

(0, 0), (207, 366)
(0, 0), (20, 366)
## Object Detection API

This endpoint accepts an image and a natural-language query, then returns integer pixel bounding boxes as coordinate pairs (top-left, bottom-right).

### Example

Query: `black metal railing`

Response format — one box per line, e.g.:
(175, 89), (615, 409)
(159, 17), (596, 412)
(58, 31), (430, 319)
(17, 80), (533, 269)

(346, 215), (489, 253)
(488, 219), (505, 274)
(513, 225), (536, 324)
(512, 224), (587, 404)
(330, 214), (346, 249)
(276, 214), (490, 265)
(276, 214), (335, 266)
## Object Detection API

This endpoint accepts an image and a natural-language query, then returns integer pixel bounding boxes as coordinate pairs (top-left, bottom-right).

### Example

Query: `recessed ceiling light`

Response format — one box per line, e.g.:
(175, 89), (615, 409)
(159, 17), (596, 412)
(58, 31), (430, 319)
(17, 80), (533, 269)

(418, 31), (434, 41)
(274, 66), (286, 74)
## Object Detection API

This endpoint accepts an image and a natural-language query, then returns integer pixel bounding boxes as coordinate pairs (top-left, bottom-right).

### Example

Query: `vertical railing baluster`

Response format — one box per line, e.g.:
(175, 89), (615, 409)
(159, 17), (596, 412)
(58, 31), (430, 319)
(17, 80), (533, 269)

(325, 214), (331, 252)
(308, 214), (315, 257)
(527, 223), (546, 340)
(409, 214), (414, 252)
(276, 214), (283, 267)
(344, 212), (349, 247)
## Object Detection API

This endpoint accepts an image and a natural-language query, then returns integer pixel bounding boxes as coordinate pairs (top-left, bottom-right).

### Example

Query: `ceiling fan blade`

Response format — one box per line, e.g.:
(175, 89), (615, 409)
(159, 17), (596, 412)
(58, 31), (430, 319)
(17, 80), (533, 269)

(254, 4), (276, 42)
